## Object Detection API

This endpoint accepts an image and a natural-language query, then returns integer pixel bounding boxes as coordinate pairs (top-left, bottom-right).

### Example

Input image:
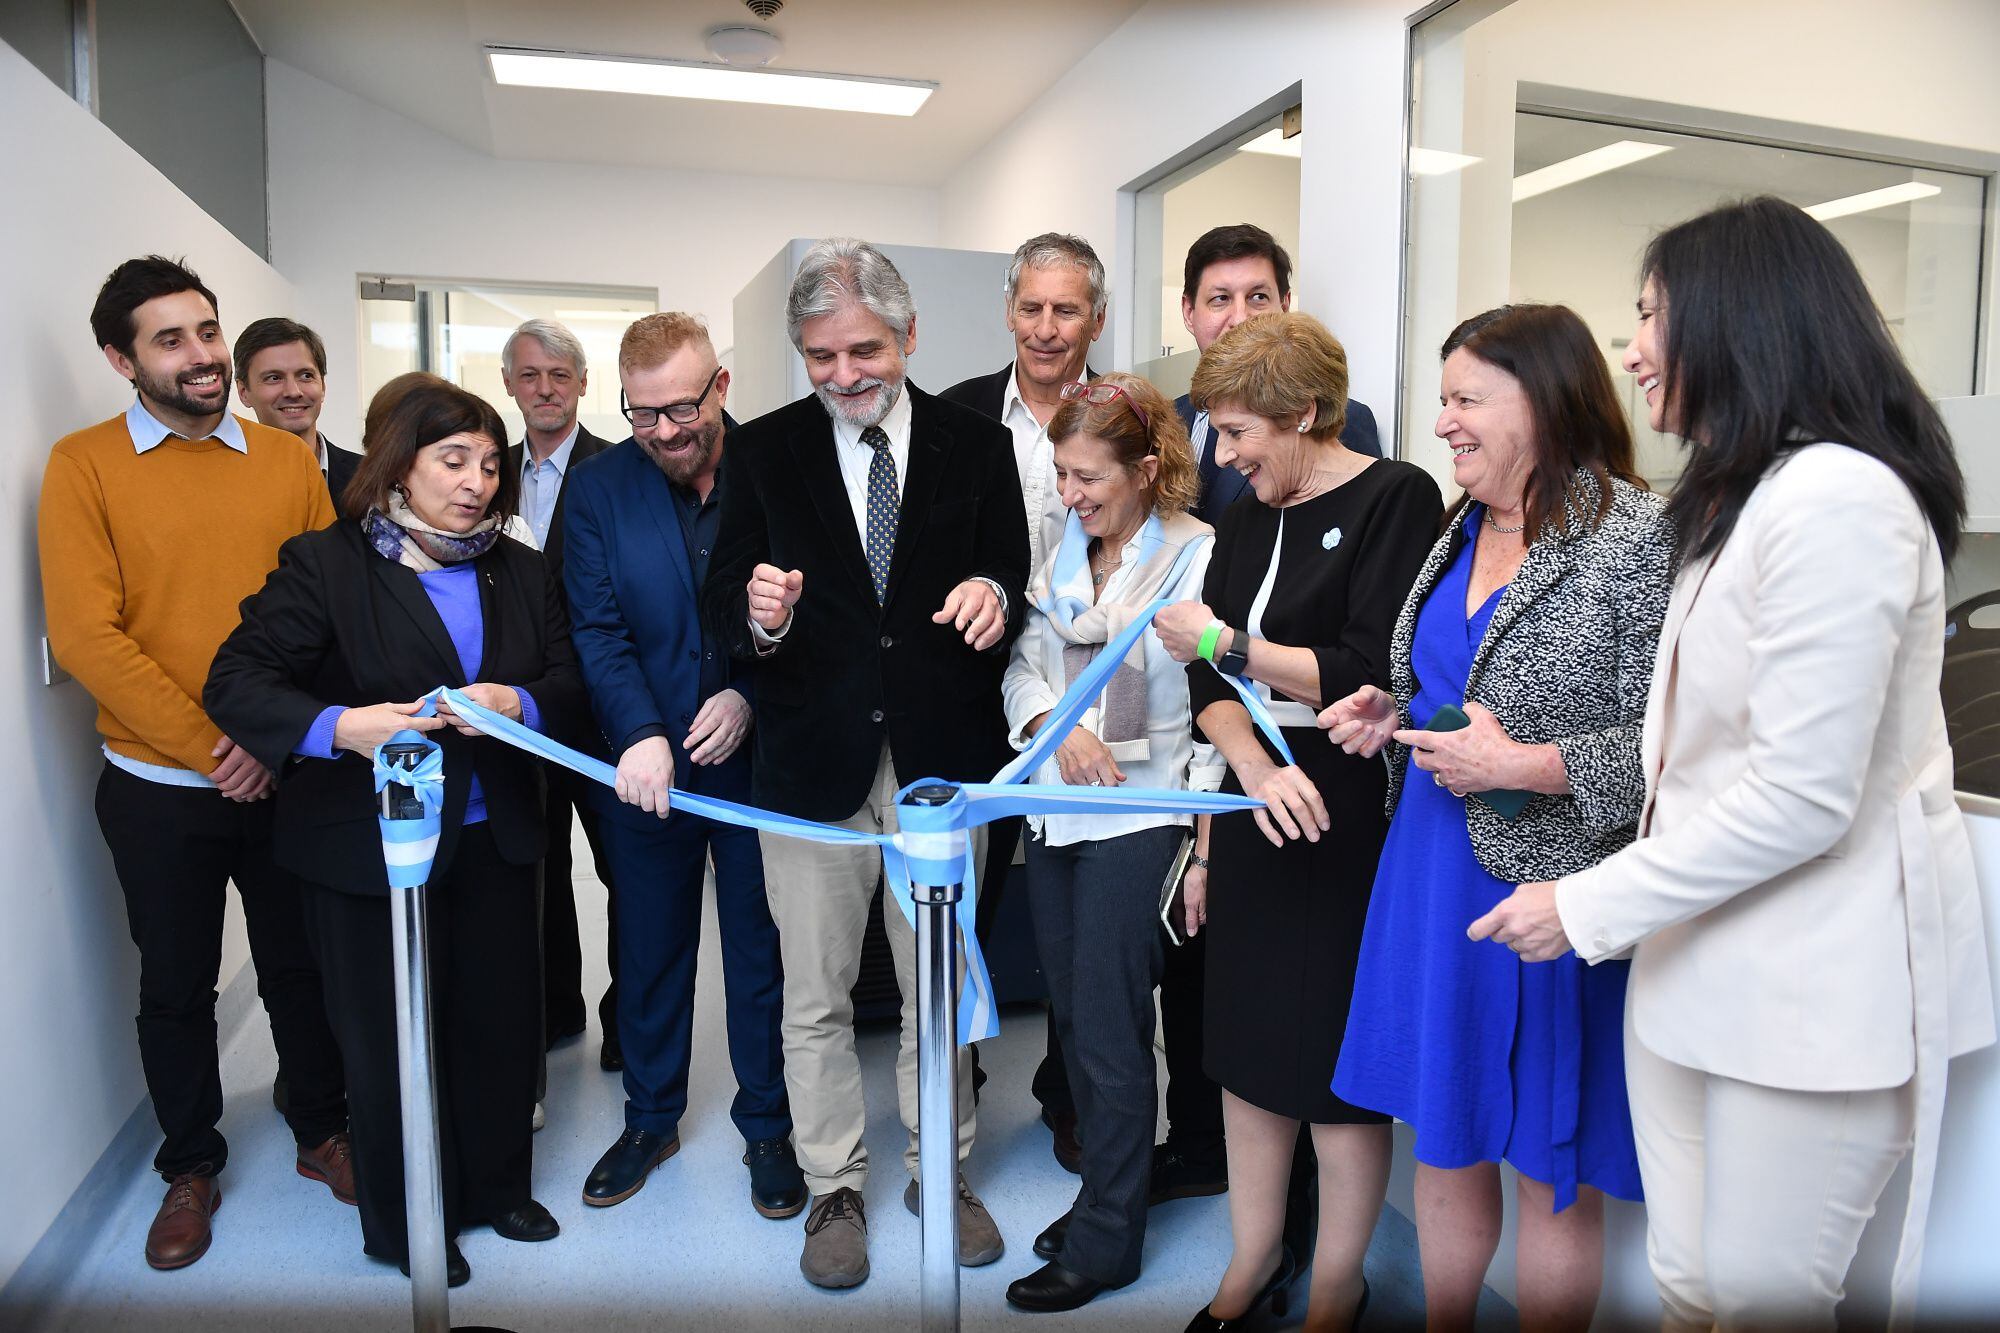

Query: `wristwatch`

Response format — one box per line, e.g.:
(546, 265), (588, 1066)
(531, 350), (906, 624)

(1216, 628), (1250, 677)
(1189, 852), (1210, 869)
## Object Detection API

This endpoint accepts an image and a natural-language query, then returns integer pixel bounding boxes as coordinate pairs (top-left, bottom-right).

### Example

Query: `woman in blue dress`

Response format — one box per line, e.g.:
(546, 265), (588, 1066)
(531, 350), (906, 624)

(1320, 304), (1676, 1331)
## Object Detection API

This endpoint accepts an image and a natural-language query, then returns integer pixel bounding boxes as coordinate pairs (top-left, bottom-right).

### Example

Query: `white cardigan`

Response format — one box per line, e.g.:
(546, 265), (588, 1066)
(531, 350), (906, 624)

(1002, 515), (1222, 847)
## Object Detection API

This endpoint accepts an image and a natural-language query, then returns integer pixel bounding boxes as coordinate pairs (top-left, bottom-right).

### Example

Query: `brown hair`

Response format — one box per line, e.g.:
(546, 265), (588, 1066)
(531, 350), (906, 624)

(1047, 372), (1199, 516)
(620, 312), (716, 373)
(1189, 311), (1348, 444)
(345, 377), (516, 522)
(1439, 304), (1643, 541)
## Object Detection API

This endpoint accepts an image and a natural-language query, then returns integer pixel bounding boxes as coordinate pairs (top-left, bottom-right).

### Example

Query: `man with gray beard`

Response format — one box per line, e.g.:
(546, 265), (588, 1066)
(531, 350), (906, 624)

(559, 313), (803, 1221)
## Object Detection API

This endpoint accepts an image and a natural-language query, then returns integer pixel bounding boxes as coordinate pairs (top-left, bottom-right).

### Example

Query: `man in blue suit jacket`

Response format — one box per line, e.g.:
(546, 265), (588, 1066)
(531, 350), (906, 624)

(561, 313), (803, 1220)
(1177, 224), (1381, 529)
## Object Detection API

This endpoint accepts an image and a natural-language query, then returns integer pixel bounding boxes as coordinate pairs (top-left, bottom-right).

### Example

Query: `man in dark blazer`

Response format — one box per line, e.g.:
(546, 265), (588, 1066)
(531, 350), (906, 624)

(233, 316), (364, 503)
(500, 318), (623, 1071)
(560, 312), (802, 1220)
(940, 231), (1111, 1175)
(704, 239), (1027, 1290)
(1177, 224), (1381, 530)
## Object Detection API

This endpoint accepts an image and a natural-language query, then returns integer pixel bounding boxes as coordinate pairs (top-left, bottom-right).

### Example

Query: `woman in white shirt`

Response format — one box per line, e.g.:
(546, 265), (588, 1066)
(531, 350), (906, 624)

(999, 372), (1215, 1314)
(1474, 196), (1995, 1329)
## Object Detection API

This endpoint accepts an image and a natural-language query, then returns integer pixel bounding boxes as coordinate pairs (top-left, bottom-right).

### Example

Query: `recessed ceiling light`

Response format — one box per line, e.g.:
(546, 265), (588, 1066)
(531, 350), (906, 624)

(486, 46), (935, 117)
(1512, 141), (1672, 202)
(1239, 127), (1300, 158)
(1805, 181), (1942, 221)
(1410, 147), (1480, 176)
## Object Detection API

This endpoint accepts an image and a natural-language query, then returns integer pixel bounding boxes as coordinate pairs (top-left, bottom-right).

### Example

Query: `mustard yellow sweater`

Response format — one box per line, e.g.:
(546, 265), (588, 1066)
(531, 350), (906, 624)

(38, 412), (335, 773)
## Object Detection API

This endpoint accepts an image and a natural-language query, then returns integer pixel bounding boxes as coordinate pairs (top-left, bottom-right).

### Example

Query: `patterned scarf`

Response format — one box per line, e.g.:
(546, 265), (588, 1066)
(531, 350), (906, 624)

(363, 492), (504, 572)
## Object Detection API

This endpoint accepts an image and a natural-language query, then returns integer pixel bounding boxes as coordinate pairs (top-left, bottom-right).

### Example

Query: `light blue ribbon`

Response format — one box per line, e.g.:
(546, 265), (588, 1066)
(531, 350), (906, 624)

(375, 597), (1272, 1044)
(372, 730), (444, 890)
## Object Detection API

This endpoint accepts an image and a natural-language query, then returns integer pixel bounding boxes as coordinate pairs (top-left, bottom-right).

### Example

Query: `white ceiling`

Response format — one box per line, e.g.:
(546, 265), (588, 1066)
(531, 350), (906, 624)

(232, 0), (1147, 187)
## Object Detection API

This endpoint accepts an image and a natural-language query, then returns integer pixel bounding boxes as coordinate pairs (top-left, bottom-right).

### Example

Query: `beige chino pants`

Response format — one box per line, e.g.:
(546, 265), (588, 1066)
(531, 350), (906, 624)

(759, 744), (982, 1196)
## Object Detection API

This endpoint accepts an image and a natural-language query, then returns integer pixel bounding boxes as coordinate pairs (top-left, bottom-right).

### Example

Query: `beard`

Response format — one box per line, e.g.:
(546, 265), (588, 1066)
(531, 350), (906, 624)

(814, 368), (905, 430)
(637, 418), (722, 486)
(133, 358), (231, 419)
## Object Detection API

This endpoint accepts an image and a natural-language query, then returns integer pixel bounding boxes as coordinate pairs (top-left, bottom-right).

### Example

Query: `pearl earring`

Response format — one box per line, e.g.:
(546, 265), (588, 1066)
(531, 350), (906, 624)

(1297, 421), (1309, 433)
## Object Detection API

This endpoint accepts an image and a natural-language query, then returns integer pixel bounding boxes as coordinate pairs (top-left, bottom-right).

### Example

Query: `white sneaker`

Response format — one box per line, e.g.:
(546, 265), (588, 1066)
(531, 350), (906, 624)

(532, 1102), (546, 1133)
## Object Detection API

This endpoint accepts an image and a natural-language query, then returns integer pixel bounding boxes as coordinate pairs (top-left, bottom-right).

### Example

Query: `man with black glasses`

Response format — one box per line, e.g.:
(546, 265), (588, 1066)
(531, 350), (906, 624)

(560, 313), (801, 1220)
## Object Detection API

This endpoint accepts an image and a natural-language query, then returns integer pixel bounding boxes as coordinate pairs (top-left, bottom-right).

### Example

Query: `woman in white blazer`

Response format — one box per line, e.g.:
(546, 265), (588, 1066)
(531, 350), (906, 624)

(1471, 196), (1995, 1331)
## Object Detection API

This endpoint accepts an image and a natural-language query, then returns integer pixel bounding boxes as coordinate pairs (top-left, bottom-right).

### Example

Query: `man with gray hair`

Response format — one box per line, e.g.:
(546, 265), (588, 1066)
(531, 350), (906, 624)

(500, 318), (623, 1075)
(942, 232), (1107, 580)
(704, 238), (1029, 1290)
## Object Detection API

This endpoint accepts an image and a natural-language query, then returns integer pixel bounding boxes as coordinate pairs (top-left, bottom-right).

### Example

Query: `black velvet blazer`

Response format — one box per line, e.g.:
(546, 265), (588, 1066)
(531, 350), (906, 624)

(205, 519), (588, 895)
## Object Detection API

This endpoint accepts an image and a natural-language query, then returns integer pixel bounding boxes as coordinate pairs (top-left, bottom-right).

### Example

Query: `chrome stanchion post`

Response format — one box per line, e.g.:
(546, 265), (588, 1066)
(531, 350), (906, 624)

(379, 742), (449, 1333)
(902, 783), (963, 1333)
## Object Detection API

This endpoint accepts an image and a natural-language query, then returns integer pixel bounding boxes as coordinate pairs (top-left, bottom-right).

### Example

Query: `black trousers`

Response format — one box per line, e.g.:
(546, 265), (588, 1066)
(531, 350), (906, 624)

(301, 825), (539, 1262)
(1026, 825), (1183, 1286)
(539, 780), (618, 1040)
(95, 763), (346, 1178)
(1158, 913), (1225, 1156)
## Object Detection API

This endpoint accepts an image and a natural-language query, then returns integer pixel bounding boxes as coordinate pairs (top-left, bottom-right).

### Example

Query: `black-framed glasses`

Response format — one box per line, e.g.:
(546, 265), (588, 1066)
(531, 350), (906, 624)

(621, 366), (722, 427)
(1059, 379), (1149, 430)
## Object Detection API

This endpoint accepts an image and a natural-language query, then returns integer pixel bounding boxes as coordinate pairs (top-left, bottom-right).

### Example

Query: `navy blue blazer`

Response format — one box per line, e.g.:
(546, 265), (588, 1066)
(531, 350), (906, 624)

(560, 437), (754, 827)
(1180, 392), (1383, 528)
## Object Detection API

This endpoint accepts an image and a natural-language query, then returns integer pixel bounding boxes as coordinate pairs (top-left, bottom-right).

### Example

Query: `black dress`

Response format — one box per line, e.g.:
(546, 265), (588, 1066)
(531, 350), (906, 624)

(1190, 460), (1442, 1122)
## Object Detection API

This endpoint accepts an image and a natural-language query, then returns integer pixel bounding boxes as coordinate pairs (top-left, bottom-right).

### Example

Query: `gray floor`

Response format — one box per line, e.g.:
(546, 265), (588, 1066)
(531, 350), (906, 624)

(14, 849), (1516, 1332)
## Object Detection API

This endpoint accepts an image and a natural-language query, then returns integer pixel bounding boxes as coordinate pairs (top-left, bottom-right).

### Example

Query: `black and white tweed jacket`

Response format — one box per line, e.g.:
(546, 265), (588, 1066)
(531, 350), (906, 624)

(1383, 474), (1676, 882)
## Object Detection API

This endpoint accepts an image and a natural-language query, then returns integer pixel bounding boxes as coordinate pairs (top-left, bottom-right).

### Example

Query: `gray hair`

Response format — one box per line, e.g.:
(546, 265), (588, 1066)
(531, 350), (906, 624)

(786, 238), (916, 349)
(1004, 232), (1107, 319)
(502, 318), (587, 377)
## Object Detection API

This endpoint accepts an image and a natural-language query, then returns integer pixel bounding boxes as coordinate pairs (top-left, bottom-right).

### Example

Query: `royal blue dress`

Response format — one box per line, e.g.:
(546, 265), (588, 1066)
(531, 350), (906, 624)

(1331, 517), (1642, 1209)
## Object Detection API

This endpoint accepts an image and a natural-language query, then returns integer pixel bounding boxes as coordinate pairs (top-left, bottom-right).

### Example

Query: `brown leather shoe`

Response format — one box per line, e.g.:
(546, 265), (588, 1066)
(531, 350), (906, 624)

(145, 1173), (221, 1270)
(298, 1132), (358, 1206)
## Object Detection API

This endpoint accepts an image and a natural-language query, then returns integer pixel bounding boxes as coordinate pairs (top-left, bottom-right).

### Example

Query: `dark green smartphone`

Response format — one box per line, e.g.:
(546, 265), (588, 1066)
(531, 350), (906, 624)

(1421, 704), (1533, 819)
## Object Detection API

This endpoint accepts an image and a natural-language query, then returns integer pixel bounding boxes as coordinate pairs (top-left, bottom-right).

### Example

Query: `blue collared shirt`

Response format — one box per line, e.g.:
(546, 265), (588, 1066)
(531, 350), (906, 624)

(519, 426), (579, 550)
(124, 397), (249, 455)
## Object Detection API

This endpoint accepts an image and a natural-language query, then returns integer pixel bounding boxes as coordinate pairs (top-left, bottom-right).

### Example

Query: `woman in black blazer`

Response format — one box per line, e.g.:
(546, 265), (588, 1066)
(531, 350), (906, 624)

(206, 377), (585, 1285)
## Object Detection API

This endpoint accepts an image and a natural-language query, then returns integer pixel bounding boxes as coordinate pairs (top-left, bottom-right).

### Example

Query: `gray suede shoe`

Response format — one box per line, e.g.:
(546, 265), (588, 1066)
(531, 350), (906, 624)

(902, 1175), (1005, 1266)
(800, 1187), (870, 1289)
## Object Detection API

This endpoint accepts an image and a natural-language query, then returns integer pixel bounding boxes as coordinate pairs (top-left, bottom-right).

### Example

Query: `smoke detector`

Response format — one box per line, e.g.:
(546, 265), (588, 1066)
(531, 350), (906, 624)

(743, 0), (784, 18)
(705, 24), (783, 67)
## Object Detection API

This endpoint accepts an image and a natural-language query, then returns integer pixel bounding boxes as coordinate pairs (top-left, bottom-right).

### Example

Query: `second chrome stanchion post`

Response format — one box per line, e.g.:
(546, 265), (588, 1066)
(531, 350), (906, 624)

(902, 783), (965, 1333)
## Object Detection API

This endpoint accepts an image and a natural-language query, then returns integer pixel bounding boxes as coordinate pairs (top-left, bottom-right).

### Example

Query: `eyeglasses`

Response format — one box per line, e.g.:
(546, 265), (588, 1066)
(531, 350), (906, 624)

(621, 366), (722, 427)
(1059, 379), (1149, 430)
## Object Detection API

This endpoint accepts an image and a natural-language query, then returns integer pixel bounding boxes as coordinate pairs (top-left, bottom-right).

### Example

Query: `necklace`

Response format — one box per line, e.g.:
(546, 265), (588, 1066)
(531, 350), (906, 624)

(1483, 509), (1527, 535)
(1090, 547), (1124, 587)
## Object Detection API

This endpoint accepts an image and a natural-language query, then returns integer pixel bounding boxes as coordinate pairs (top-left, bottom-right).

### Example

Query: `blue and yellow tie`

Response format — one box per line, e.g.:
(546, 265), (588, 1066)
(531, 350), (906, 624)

(862, 425), (897, 604)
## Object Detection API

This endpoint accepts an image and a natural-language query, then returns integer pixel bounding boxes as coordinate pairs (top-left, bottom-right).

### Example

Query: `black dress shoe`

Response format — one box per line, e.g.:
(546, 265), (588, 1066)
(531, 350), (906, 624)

(490, 1199), (560, 1242)
(582, 1128), (680, 1207)
(744, 1137), (807, 1219)
(397, 1241), (470, 1288)
(1006, 1260), (1116, 1312)
(599, 1031), (624, 1072)
(1032, 1211), (1071, 1260)
(1149, 1142), (1228, 1205)
(1182, 1248), (1299, 1330)
(1040, 1107), (1082, 1175)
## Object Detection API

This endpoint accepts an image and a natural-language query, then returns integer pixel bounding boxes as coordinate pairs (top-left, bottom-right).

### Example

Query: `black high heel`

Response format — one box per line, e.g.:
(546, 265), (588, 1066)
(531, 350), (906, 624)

(1182, 1246), (1301, 1331)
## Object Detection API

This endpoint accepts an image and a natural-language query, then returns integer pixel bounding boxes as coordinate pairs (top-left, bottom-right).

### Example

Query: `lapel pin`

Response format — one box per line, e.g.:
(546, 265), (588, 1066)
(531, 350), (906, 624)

(1322, 527), (1343, 550)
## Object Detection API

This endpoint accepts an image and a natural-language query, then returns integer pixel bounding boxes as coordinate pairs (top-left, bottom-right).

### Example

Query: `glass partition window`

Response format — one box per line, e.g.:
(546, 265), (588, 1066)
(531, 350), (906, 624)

(359, 282), (657, 447)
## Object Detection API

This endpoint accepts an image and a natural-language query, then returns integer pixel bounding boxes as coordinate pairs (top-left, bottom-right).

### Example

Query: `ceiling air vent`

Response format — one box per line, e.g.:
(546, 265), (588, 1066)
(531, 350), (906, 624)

(744, 0), (784, 17)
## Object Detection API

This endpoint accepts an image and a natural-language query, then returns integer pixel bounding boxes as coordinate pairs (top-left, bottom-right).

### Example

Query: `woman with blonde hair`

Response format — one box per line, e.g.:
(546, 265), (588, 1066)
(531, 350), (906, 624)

(1000, 372), (1215, 1313)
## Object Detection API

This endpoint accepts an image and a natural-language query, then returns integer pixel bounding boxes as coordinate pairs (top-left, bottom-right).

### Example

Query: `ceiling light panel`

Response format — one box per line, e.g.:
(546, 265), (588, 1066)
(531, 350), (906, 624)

(1512, 141), (1672, 202)
(1410, 147), (1480, 176)
(487, 47), (935, 117)
(1805, 181), (1942, 221)
(1239, 127), (1301, 158)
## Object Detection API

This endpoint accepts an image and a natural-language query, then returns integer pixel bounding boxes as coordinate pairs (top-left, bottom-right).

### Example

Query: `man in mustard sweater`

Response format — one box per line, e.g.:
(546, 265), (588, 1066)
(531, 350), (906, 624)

(38, 257), (353, 1271)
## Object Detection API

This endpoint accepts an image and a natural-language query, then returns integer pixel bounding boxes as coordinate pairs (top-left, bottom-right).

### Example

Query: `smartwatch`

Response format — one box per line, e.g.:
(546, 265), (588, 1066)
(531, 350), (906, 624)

(1216, 628), (1250, 676)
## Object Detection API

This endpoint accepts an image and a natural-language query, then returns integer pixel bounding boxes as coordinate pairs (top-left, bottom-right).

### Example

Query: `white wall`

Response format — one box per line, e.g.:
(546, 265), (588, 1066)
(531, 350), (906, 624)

(938, 0), (1418, 425)
(0, 38), (282, 1291)
(266, 61), (947, 445)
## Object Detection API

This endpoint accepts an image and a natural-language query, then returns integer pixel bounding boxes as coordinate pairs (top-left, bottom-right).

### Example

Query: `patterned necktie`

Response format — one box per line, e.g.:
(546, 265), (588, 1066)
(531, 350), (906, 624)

(861, 424), (897, 604)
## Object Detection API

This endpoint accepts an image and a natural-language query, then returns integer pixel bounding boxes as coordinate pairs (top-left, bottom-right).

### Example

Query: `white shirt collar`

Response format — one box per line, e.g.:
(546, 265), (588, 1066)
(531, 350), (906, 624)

(124, 398), (249, 454)
(828, 379), (913, 452)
